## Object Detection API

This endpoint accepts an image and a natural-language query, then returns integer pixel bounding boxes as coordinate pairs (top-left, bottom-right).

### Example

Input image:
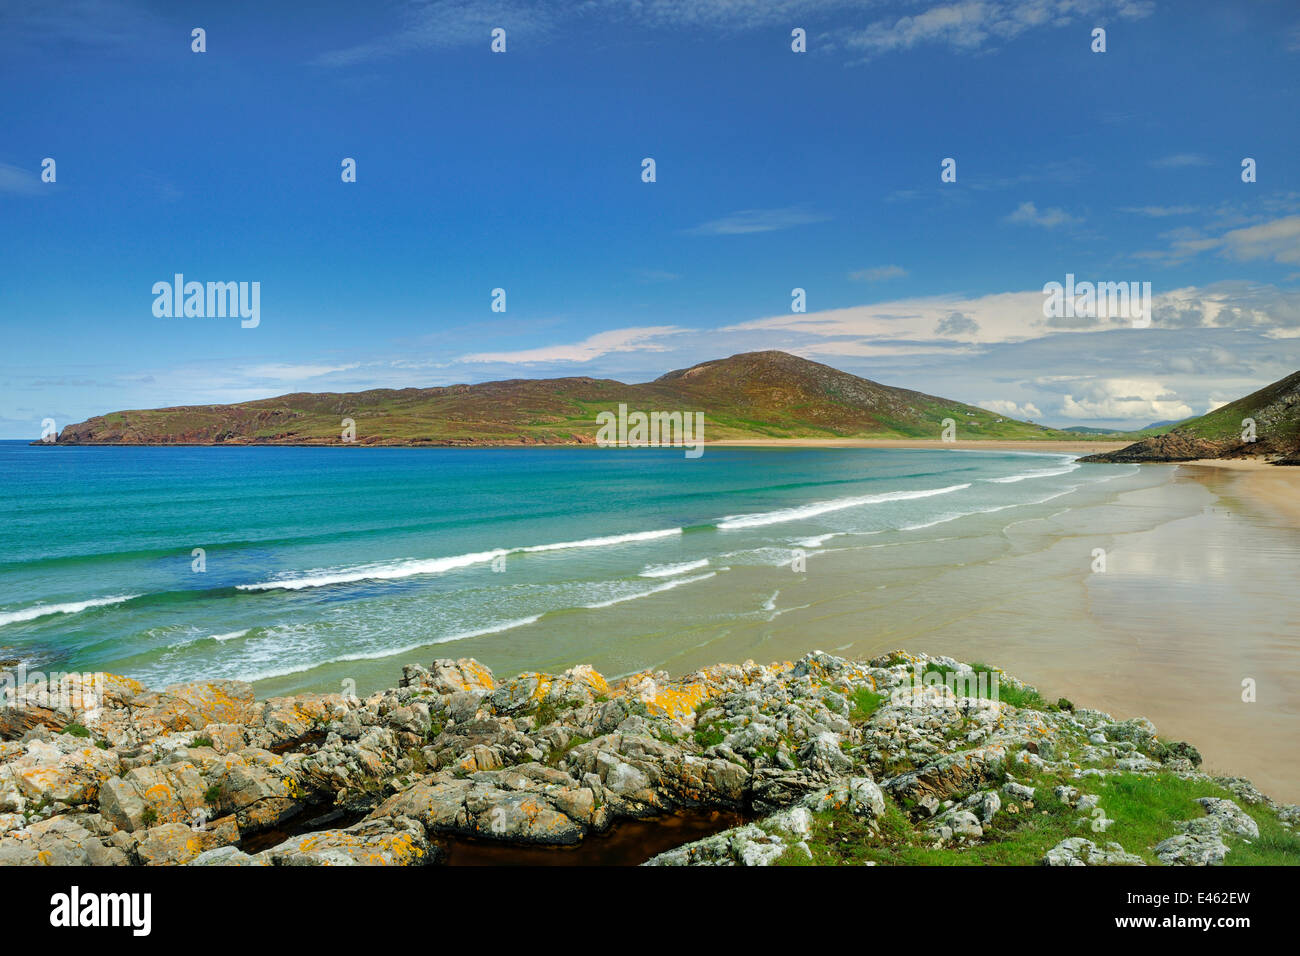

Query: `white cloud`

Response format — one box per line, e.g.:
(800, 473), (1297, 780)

(1137, 213), (1300, 267)
(978, 399), (1042, 419)
(717, 282), (1300, 358)
(1059, 378), (1194, 421)
(686, 206), (830, 236)
(1004, 201), (1078, 228)
(242, 363), (361, 381)
(1217, 215), (1300, 264)
(842, 0), (1154, 61)
(459, 326), (686, 364)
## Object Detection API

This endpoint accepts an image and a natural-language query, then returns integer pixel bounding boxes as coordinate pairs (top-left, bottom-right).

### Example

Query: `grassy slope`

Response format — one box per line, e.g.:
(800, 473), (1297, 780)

(55, 351), (1095, 445)
(1175, 370), (1300, 444)
(784, 661), (1300, 867)
(791, 770), (1299, 866)
(1082, 370), (1300, 461)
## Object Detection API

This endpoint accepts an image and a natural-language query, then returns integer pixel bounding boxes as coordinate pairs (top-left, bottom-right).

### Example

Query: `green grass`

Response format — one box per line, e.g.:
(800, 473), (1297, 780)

(693, 724), (726, 749)
(918, 662), (1049, 710)
(533, 697), (584, 729)
(59, 723), (90, 738)
(786, 769), (1300, 866)
(544, 733), (592, 768)
(849, 687), (884, 723)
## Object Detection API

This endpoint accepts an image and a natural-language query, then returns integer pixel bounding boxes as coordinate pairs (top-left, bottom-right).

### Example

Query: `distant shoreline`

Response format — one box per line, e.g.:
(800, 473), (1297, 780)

(25, 438), (1131, 452)
(706, 438), (1131, 453)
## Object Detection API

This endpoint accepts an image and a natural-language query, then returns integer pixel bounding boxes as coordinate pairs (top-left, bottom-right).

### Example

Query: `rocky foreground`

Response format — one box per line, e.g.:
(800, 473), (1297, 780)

(1, 652), (1296, 866)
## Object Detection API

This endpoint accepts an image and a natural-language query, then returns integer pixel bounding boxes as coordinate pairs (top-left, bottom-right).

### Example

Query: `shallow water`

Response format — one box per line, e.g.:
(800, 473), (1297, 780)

(0, 442), (1113, 690)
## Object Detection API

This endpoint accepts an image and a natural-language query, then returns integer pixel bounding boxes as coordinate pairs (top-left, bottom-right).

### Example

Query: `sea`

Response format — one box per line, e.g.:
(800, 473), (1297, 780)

(0, 441), (1122, 693)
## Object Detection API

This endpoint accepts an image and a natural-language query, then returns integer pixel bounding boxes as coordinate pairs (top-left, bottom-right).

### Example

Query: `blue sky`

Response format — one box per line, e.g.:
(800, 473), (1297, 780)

(2, 0), (1299, 437)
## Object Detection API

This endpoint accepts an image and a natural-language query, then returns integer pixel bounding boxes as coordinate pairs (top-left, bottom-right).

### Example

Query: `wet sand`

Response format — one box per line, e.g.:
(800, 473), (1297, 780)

(1181, 458), (1300, 526)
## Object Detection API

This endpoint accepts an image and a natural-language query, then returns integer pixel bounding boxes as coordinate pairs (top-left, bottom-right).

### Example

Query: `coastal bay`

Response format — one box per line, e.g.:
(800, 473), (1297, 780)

(4, 441), (1295, 801)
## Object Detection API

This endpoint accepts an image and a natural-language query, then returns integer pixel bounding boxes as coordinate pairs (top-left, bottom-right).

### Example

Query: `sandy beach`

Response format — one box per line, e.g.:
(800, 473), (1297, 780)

(1178, 458), (1300, 527)
(649, 456), (1300, 802)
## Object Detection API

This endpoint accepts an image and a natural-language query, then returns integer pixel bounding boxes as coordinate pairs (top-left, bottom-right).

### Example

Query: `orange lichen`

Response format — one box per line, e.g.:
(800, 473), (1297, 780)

(637, 682), (716, 720)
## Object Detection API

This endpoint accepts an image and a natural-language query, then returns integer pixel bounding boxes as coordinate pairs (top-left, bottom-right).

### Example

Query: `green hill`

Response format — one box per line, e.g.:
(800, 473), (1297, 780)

(46, 351), (1088, 446)
(1080, 370), (1300, 463)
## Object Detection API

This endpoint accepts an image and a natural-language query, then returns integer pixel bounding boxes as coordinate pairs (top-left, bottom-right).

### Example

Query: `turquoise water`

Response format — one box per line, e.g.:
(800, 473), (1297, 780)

(0, 442), (1113, 690)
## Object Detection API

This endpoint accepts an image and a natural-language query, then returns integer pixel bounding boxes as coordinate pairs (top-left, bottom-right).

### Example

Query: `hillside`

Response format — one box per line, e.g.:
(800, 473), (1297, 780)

(1080, 370), (1300, 463)
(45, 351), (1084, 446)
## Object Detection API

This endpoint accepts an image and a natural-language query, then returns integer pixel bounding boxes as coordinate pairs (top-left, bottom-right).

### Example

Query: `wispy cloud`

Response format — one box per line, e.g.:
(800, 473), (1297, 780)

(840, 0), (1154, 62)
(0, 162), (44, 196)
(241, 363), (361, 382)
(849, 265), (908, 281)
(1121, 205), (1198, 217)
(1004, 201), (1079, 228)
(686, 206), (830, 236)
(0, 0), (165, 50)
(313, 0), (859, 67)
(313, 0), (556, 67)
(1149, 153), (1211, 168)
(1136, 214), (1300, 266)
(459, 326), (687, 364)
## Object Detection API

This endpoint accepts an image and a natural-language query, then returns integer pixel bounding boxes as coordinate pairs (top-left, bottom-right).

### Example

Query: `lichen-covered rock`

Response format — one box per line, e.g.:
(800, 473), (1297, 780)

(402, 658), (495, 696)
(1193, 797), (1259, 840)
(0, 815), (128, 866)
(262, 816), (435, 866)
(1154, 833), (1230, 866)
(252, 693), (345, 750)
(0, 736), (121, 810)
(205, 749), (304, 832)
(98, 762), (208, 832)
(884, 744), (1007, 809)
(0, 649), (1289, 869)
(102, 680), (257, 747)
(134, 815), (239, 865)
(1042, 837), (1145, 866)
